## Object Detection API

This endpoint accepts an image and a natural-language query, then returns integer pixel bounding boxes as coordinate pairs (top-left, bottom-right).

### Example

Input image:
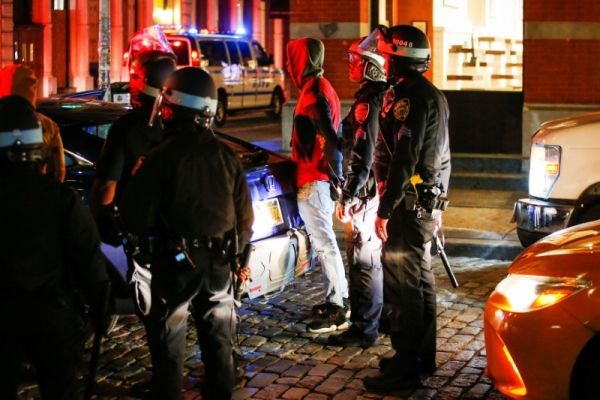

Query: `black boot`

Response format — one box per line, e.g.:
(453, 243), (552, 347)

(364, 366), (421, 393)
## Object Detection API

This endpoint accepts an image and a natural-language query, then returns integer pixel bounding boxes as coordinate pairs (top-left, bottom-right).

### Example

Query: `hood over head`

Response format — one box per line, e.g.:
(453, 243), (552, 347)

(0, 64), (38, 105)
(286, 38), (324, 88)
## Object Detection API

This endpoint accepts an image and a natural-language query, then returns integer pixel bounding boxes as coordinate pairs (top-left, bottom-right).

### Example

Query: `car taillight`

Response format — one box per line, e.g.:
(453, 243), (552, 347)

(191, 50), (200, 67)
(529, 144), (561, 198)
(488, 274), (590, 313)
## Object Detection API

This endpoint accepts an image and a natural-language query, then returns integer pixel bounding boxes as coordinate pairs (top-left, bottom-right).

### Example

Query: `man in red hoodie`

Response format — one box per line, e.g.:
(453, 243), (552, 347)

(286, 37), (349, 333)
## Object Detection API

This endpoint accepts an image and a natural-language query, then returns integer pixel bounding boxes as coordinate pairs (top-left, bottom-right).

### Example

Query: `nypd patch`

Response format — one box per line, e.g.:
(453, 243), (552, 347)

(393, 99), (410, 121)
(354, 103), (369, 125)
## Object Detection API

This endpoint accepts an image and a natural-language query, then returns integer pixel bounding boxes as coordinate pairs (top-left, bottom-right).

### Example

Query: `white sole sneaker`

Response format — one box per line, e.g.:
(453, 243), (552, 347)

(307, 320), (351, 334)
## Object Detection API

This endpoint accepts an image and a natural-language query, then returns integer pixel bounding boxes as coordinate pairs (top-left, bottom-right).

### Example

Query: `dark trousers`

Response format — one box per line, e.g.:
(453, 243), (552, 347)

(382, 207), (437, 373)
(346, 196), (383, 340)
(0, 295), (85, 400)
(144, 250), (236, 400)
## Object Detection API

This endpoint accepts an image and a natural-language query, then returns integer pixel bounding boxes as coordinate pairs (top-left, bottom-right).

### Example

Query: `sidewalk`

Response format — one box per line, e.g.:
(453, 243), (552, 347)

(443, 188), (523, 260)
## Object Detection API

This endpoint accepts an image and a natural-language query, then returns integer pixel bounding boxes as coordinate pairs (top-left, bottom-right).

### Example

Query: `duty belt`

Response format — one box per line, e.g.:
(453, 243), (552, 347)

(180, 236), (226, 251)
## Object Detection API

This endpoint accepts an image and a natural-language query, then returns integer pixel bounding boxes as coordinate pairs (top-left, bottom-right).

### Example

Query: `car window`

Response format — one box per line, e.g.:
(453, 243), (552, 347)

(225, 41), (240, 65)
(83, 124), (112, 139)
(238, 41), (254, 68)
(198, 40), (228, 66)
(252, 41), (271, 67)
(167, 39), (191, 66)
(64, 152), (76, 168)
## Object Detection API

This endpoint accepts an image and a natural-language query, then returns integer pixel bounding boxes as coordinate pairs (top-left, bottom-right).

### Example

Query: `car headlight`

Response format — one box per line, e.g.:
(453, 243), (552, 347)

(488, 274), (590, 312)
(529, 144), (561, 198)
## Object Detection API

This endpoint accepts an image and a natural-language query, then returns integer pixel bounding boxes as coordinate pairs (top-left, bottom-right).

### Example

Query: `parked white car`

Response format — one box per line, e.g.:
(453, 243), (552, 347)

(513, 111), (600, 247)
(163, 27), (287, 127)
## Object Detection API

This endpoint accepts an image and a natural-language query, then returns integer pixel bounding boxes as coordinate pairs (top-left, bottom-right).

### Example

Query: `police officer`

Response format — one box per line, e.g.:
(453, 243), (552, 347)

(328, 28), (388, 348)
(90, 28), (177, 216)
(0, 95), (110, 400)
(364, 25), (451, 393)
(120, 67), (254, 400)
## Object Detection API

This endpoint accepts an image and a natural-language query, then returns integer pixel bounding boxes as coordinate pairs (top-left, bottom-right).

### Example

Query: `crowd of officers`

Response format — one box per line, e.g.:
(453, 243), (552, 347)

(0, 23), (450, 400)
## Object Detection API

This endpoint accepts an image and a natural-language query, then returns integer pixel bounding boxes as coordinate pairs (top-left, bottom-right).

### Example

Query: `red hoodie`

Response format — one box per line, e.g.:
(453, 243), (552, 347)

(286, 38), (342, 188)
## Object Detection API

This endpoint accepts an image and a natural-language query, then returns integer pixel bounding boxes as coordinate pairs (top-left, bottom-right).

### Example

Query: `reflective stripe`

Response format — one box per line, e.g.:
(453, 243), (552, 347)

(140, 84), (161, 98)
(393, 46), (430, 59)
(164, 89), (218, 113)
(0, 128), (43, 148)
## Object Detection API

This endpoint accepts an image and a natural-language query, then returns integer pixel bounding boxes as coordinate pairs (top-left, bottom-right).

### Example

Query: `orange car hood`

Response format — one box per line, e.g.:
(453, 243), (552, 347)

(509, 220), (600, 330)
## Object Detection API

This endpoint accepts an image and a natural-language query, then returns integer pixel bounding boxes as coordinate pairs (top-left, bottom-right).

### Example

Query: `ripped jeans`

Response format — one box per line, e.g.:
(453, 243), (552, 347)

(297, 180), (348, 307)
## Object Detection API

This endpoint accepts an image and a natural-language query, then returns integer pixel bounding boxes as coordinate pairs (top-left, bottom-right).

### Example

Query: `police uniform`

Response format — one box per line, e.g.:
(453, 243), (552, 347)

(375, 71), (451, 377)
(95, 108), (165, 204)
(0, 161), (109, 399)
(335, 81), (388, 345)
(120, 123), (253, 400)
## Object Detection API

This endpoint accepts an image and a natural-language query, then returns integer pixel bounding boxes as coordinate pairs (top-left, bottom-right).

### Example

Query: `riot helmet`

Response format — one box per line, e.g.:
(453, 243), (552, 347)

(377, 24), (430, 79)
(128, 26), (177, 109)
(348, 26), (387, 83)
(150, 67), (218, 130)
(0, 95), (43, 163)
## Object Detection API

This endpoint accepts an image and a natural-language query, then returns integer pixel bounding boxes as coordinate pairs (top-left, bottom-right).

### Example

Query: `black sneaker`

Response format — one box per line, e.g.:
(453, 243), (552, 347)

(311, 302), (329, 316)
(328, 327), (377, 348)
(312, 300), (351, 319)
(307, 305), (350, 333)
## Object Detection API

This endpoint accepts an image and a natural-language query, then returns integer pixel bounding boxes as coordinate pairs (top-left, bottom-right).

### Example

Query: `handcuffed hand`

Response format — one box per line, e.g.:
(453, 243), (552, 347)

(336, 202), (352, 223)
(375, 216), (389, 242)
(237, 266), (251, 283)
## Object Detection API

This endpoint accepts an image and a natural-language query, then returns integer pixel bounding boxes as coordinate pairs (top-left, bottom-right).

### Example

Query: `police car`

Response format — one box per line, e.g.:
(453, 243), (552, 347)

(37, 96), (313, 305)
(162, 27), (287, 127)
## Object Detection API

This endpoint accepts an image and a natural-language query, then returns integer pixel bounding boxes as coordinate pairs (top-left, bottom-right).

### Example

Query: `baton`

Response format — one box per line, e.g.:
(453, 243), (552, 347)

(85, 280), (112, 400)
(435, 233), (459, 289)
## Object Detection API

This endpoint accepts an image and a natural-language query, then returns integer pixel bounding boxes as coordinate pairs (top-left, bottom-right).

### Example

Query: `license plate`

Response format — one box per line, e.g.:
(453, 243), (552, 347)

(253, 198), (284, 228)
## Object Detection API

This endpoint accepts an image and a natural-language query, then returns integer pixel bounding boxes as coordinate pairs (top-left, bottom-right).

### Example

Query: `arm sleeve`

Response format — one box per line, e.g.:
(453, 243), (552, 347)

(39, 114), (66, 182)
(119, 154), (163, 235)
(61, 187), (109, 308)
(343, 98), (380, 198)
(95, 121), (126, 182)
(307, 97), (343, 181)
(378, 97), (428, 219)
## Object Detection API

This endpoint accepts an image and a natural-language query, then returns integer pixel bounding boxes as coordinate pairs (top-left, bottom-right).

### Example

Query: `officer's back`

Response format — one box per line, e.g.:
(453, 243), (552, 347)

(0, 95), (109, 400)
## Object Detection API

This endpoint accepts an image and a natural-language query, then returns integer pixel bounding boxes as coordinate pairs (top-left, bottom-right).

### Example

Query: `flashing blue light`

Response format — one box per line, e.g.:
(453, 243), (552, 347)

(188, 27), (198, 34)
(235, 27), (247, 35)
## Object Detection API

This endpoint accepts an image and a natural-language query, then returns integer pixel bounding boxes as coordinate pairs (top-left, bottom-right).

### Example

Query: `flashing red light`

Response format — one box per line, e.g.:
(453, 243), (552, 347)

(191, 50), (200, 67)
(172, 40), (182, 47)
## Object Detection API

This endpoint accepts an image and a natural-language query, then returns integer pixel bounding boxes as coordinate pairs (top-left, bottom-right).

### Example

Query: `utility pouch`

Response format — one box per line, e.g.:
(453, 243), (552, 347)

(166, 239), (196, 271)
(130, 259), (152, 316)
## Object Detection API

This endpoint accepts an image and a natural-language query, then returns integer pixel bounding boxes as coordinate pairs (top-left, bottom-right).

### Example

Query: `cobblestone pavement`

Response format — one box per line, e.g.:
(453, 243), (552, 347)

(17, 256), (513, 400)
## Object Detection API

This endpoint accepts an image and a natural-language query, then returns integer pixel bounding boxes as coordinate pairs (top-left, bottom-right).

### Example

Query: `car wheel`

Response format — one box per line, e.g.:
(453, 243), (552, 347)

(214, 93), (227, 127)
(573, 203), (600, 226)
(266, 89), (284, 120)
(571, 340), (600, 400)
(516, 227), (545, 247)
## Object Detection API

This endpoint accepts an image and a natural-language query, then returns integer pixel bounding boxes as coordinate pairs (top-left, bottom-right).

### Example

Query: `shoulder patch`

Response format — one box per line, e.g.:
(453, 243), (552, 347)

(381, 88), (395, 116)
(393, 99), (410, 121)
(354, 103), (369, 125)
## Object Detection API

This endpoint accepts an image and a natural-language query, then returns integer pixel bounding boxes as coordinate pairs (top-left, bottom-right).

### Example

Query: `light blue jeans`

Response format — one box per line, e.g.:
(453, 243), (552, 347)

(297, 180), (349, 307)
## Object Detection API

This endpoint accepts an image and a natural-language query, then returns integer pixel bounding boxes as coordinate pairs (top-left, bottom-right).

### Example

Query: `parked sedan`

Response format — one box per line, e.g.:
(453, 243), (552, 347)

(484, 220), (600, 399)
(37, 97), (314, 304)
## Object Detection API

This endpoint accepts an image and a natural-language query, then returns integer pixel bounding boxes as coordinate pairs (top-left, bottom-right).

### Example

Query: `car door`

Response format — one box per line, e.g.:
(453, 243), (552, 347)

(252, 40), (275, 107)
(237, 40), (258, 108)
(224, 40), (246, 109)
